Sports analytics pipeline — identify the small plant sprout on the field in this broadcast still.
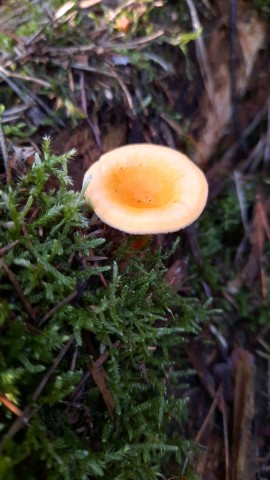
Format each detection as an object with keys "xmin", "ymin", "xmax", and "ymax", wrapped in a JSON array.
[{"xmin": 83, "ymin": 144, "xmax": 208, "ymax": 234}]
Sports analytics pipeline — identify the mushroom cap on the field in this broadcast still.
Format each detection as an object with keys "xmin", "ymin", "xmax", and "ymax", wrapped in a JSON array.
[{"xmin": 83, "ymin": 144, "xmax": 208, "ymax": 234}]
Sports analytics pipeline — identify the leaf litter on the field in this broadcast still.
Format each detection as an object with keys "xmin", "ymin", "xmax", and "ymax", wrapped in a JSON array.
[{"xmin": 1, "ymin": 0, "xmax": 270, "ymax": 479}]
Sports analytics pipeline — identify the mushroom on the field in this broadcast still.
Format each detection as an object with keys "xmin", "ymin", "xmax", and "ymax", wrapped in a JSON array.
[{"xmin": 83, "ymin": 144, "xmax": 208, "ymax": 235}]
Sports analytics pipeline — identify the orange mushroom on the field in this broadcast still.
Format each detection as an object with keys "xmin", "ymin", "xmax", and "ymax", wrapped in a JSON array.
[{"xmin": 83, "ymin": 144, "xmax": 208, "ymax": 234}]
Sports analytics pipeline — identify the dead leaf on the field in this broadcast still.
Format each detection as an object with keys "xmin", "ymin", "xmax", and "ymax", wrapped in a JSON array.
[
  {"xmin": 88, "ymin": 362, "xmax": 115, "ymax": 420},
  {"xmin": 165, "ymin": 258, "xmax": 189, "ymax": 291},
  {"xmin": 193, "ymin": 6, "xmax": 266, "ymax": 164},
  {"xmin": 54, "ymin": 1, "xmax": 75, "ymax": 20},
  {"xmin": 6, "ymin": 140, "xmax": 35, "ymax": 177},
  {"xmin": 53, "ymin": 121, "xmax": 127, "ymax": 190},
  {"xmin": 228, "ymin": 193, "xmax": 269, "ymax": 297},
  {"xmin": 79, "ymin": 0, "xmax": 102, "ymax": 8},
  {"xmin": 102, "ymin": 123, "xmax": 127, "ymax": 152},
  {"xmin": 115, "ymin": 15, "xmax": 132, "ymax": 33}
]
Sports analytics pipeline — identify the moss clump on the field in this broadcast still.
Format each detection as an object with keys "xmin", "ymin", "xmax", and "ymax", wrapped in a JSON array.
[{"xmin": 0, "ymin": 139, "xmax": 204, "ymax": 479}]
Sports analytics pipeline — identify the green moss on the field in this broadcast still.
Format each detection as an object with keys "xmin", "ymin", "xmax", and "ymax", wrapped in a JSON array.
[
  {"xmin": 190, "ymin": 180, "xmax": 270, "ymax": 335},
  {"xmin": 0, "ymin": 139, "xmax": 205, "ymax": 479}
]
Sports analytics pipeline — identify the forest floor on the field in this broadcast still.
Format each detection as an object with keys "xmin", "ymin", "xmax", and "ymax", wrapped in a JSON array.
[{"xmin": 1, "ymin": 1, "xmax": 270, "ymax": 479}]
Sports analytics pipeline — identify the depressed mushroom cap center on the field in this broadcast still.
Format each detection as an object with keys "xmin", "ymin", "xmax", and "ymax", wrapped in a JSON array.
[
  {"xmin": 104, "ymin": 164, "xmax": 175, "ymax": 209},
  {"xmin": 83, "ymin": 144, "xmax": 208, "ymax": 234}
]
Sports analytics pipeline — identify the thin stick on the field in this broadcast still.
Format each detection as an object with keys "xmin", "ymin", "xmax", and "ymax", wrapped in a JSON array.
[
  {"xmin": 39, "ymin": 289, "xmax": 78, "ymax": 326},
  {"xmin": 102, "ymin": 30, "xmax": 165, "ymax": 50},
  {"xmin": 264, "ymin": 99, "xmax": 270, "ymax": 169},
  {"xmin": 72, "ymin": 61, "xmax": 134, "ymax": 113},
  {"xmin": 219, "ymin": 386, "xmax": 230, "ymax": 480},
  {"xmin": 0, "ymin": 122, "xmax": 10, "ymax": 183},
  {"xmin": 32, "ymin": 336, "xmax": 74, "ymax": 401},
  {"xmin": 195, "ymin": 390, "xmax": 219, "ymax": 444},
  {"xmin": 0, "ymin": 70, "xmax": 32, "ymax": 105},
  {"xmin": 108, "ymin": 0, "xmax": 136, "ymax": 21},
  {"xmin": 229, "ymin": 0, "xmax": 239, "ymax": 133},
  {"xmin": 1, "ymin": 260, "xmax": 36, "ymax": 320},
  {"xmin": 80, "ymin": 72, "xmax": 87, "ymax": 115},
  {"xmin": 0, "ymin": 240, "xmax": 18, "ymax": 257},
  {"xmin": 0, "ymin": 393, "xmax": 23, "ymax": 417},
  {"xmin": 234, "ymin": 170, "xmax": 248, "ymax": 231},
  {"xmin": 186, "ymin": 0, "xmax": 218, "ymax": 116},
  {"xmin": 0, "ymin": 66, "xmax": 51, "ymax": 88},
  {"xmin": 112, "ymin": 70, "xmax": 134, "ymax": 113},
  {"xmin": 50, "ymin": 30, "xmax": 164, "ymax": 56}
]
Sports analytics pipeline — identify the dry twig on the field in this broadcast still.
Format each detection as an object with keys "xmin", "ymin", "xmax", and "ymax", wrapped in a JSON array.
[
  {"xmin": 39, "ymin": 289, "xmax": 78, "ymax": 326},
  {"xmin": 0, "ymin": 393, "xmax": 23, "ymax": 417},
  {"xmin": 1, "ymin": 260, "xmax": 36, "ymax": 320},
  {"xmin": 0, "ymin": 122, "xmax": 10, "ymax": 183},
  {"xmin": 0, "ymin": 240, "xmax": 19, "ymax": 257},
  {"xmin": 186, "ymin": 0, "xmax": 218, "ymax": 116}
]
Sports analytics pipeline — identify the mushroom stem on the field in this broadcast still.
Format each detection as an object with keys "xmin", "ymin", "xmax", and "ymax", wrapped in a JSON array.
[{"xmin": 131, "ymin": 234, "xmax": 152, "ymax": 250}]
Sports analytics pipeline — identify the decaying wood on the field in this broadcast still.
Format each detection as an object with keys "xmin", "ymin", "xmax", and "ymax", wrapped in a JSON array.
[{"xmin": 231, "ymin": 348, "xmax": 256, "ymax": 480}]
